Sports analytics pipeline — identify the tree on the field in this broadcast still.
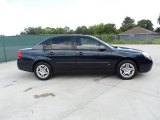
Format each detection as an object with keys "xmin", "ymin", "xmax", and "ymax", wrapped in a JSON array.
[
  {"xmin": 155, "ymin": 27, "xmax": 160, "ymax": 33},
  {"xmin": 117, "ymin": 28, "xmax": 123, "ymax": 34},
  {"xmin": 45, "ymin": 27, "xmax": 56, "ymax": 34},
  {"xmin": 20, "ymin": 24, "xmax": 118, "ymax": 35},
  {"xmin": 137, "ymin": 19, "xmax": 154, "ymax": 31},
  {"xmin": 103, "ymin": 24, "xmax": 117, "ymax": 34},
  {"xmin": 20, "ymin": 26, "xmax": 46, "ymax": 35},
  {"xmin": 92, "ymin": 23, "xmax": 117, "ymax": 35},
  {"xmin": 75, "ymin": 26, "xmax": 88, "ymax": 34},
  {"xmin": 63, "ymin": 26, "xmax": 72, "ymax": 33},
  {"xmin": 20, "ymin": 27, "xmax": 36, "ymax": 35},
  {"xmin": 93, "ymin": 23, "xmax": 105, "ymax": 35},
  {"xmin": 20, "ymin": 26, "xmax": 73, "ymax": 35},
  {"xmin": 87, "ymin": 26, "xmax": 94, "ymax": 35},
  {"xmin": 158, "ymin": 15, "xmax": 160, "ymax": 25},
  {"xmin": 120, "ymin": 16, "xmax": 135, "ymax": 31}
]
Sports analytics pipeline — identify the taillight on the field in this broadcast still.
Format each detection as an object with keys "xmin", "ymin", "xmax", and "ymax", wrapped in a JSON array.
[{"xmin": 18, "ymin": 50, "xmax": 22, "ymax": 59}]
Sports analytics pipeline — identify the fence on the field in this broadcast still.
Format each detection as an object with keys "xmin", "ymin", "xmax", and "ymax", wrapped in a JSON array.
[
  {"xmin": 0, "ymin": 35, "xmax": 56, "ymax": 62},
  {"xmin": 95, "ymin": 35, "xmax": 118, "ymax": 42},
  {"xmin": 118, "ymin": 34, "xmax": 160, "ymax": 41}
]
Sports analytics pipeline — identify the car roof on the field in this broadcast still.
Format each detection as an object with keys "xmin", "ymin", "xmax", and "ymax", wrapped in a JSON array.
[{"xmin": 48, "ymin": 34, "xmax": 91, "ymax": 38}]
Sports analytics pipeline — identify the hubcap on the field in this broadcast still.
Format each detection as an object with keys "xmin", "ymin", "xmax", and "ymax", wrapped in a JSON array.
[
  {"xmin": 120, "ymin": 63, "xmax": 135, "ymax": 78},
  {"xmin": 36, "ymin": 65, "xmax": 49, "ymax": 78}
]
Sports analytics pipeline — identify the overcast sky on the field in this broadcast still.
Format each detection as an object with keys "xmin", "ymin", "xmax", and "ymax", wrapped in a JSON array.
[{"xmin": 0, "ymin": 0, "xmax": 160, "ymax": 35}]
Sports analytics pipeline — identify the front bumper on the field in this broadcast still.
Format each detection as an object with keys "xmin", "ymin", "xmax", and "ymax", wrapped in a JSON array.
[{"xmin": 138, "ymin": 58, "xmax": 153, "ymax": 73}]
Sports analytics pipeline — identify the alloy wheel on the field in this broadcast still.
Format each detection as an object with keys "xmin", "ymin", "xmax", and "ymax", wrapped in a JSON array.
[
  {"xmin": 120, "ymin": 63, "xmax": 135, "ymax": 78},
  {"xmin": 36, "ymin": 65, "xmax": 50, "ymax": 79}
]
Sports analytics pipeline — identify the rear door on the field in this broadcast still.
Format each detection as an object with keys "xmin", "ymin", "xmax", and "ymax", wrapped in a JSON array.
[{"xmin": 43, "ymin": 36, "xmax": 76, "ymax": 72}]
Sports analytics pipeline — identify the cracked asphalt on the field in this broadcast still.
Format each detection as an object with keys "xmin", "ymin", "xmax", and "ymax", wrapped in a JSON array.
[{"xmin": 0, "ymin": 45, "xmax": 160, "ymax": 120}]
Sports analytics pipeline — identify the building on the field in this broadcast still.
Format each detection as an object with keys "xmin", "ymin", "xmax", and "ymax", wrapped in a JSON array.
[{"xmin": 118, "ymin": 27, "xmax": 158, "ymax": 41}]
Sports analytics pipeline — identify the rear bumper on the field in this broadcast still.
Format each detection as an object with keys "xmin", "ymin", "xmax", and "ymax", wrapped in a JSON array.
[
  {"xmin": 17, "ymin": 59, "xmax": 34, "ymax": 72},
  {"xmin": 138, "ymin": 58, "xmax": 153, "ymax": 73}
]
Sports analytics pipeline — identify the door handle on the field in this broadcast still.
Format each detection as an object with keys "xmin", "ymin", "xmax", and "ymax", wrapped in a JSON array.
[
  {"xmin": 79, "ymin": 52, "xmax": 83, "ymax": 55},
  {"xmin": 48, "ymin": 52, "xmax": 54, "ymax": 55}
]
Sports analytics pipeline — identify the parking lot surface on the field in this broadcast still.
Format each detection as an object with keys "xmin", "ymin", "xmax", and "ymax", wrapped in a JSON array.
[{"xmin": 0, "ymin": 45, "xmax": 160, "ymax": 120}]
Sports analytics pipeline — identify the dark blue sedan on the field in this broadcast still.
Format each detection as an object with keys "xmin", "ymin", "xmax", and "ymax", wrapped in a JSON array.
[{"xmin": 17, "ymin": 35, "xmax": 153, "ymax": 80}]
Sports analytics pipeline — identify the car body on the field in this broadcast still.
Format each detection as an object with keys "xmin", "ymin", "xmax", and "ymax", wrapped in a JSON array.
[{"xmin": 17, "ymin": 35, "xmax": 153, "ymax": 80}]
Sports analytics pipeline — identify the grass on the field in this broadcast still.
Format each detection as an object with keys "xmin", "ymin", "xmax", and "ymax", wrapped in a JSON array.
[{"xmin": 102, "ymin": 39, "xmax": 160, "ymax": 44}]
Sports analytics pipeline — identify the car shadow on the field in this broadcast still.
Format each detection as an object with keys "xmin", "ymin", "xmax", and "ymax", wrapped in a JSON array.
[{"xmin": 53, "ymin": 71, "xmax": 114, "ymax": 80}]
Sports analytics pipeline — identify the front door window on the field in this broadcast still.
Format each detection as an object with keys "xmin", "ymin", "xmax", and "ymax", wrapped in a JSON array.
[{"xmin": 76, "ymin": 37, "xmax": 99, "ymax": 50}]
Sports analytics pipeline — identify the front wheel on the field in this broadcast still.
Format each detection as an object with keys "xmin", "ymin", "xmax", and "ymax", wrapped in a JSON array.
[
  {"xmin": 116, "ymin": 60, "xmax": 137, "ymax": 80},
  {"xmin": 34, "ymin": 62, "xmax": 53, "ymax": 80}
]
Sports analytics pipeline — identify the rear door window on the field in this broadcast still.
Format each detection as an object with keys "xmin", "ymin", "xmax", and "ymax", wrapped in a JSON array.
[{"xmin": 51, "ymin": 36, "xmax": 73, "ymax": 50}]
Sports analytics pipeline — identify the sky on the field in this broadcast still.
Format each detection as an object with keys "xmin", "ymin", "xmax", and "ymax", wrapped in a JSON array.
[{"xmin": 0, "ymin": 0, "xmax": 160, "ymax": 35}]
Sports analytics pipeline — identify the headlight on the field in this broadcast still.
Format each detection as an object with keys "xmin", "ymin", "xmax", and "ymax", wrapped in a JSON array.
[{"xmin": 142, "ymin": 52, "xmax": 151, "ymax": 60}]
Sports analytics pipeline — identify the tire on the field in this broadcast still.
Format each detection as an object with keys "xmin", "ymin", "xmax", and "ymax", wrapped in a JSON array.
[
  {"xmin": 116, "ymin": 60, "xmax": 137, "ymax": 80},
  {"xmin": 34, "ymin": 62, "xmax": 53, "ymax": 80}
]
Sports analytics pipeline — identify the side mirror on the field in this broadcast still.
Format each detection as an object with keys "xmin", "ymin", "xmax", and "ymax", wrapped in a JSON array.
[{"xmin": 98, "ymin": 45, "xmax": 106, "ymax": 51}]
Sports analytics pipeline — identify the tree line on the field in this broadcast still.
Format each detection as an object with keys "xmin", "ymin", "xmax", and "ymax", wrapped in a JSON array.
[{"xmin": 21, "ymin": 16, "xmax": 160, "ymax": 35}]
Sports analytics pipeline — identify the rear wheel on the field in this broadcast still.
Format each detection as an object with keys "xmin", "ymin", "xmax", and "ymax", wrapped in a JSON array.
[
  {"xmin": 34, "ymin": 62, "xmax": 53, "ymax": 80},
  {"xmin": 116, "ymin": 60, "xmax": 137, "ymax": 80}
]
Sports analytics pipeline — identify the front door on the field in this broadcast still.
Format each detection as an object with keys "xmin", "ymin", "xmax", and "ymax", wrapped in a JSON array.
[{"xmin": 75, "ymin": 36, "xmax": 111, "ymax": 71}]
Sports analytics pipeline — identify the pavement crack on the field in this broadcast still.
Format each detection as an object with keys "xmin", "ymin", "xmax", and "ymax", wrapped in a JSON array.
[
  {"xmin": 24, "ymin": 87, "xmax": 33, "ymax": 92},
  {"xmin": 93, "ymin": 74, "xmax": 112, "ymax": 81},
  {"xmin": 34, "ymin": 93, "xmax": 55, "ymax": 99},
  {"xmin": 3, "ymin": 84, "xmax": 13, "ymax": 88},
  {"xmin": 31, "ymin": 110, "xmax": 34, "ymax": 114}
]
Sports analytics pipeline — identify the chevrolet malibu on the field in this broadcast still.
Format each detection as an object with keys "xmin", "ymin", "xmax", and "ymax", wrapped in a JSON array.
[{"xmin": 17, "ymin": 35, "xmax": 153, "ymax": 80}]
